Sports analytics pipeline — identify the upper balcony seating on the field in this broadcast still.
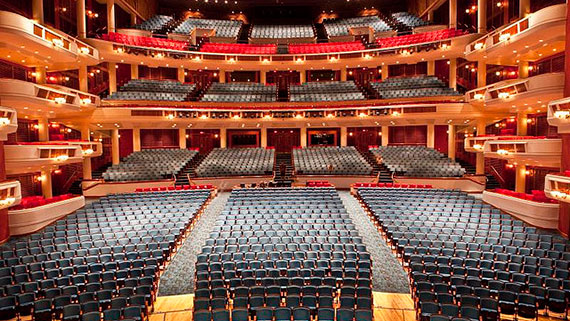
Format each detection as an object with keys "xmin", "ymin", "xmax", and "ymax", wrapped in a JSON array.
[
  {"xmin": 289, "ymin": 81, "xmax": 366, "ymax": 102},
  {"xmin": 293, "ymin": 146, "xmax": 373, "ymax": 175},
  {"xmin": 101, "ymin": 32, "xmax": 188, "ymax": 51},
  {"xmin": 10, "ymin": 194, "xmax": 75, "ymax": 210},
  {"xmin": 288, "ymin": 41, "xmax": 365, "ymax": 54},
  {"xmin": 0, "ymin": 188, "xmax": 210, "ymax": 321},
  {"xmin": 107, "ymin": 79, "xmax": 195, "ymax": 101},
  {"xmin": 376, "ymin": 28, "xmax": 467, "ymax": 48},
  {"xmin": 250, "ymin": 24, "xmax": 315, "ymax": 39},
  {"xmin": 194, "ymin": 187, "xmax": 372, "ymax": 319},
  {"xmin": 369, "ymin": 75, "xmax": 460, "ymax": 99},
  {"xmin": 323, "ymin": 16, "xmax": 392, "ymax": 37},
  {"xmin": 172, "ymin": 18, "xmax": 242, "ymax": 38},
  {"xmin": 356, "ymin": 186, "xmax": 570, "ymax": 321},
  {"xmin": 200, "ymin": 83, "xmax": 277, "ymax": 103},
  {"xmin": 195, "ymin": 148, "xmax": 275, "ymax": 177},
  {"xmin": 370, "ymin": 146, "xmax": 466, "ymax": 177},
  {"xmin": 102, "ymin": 149, "xmax": 198, "ymax": 182},
  {"xmin": 133, "ymin": 15, "xmax": 174, "ymax": 32},
  {"xmin": 391, "ymin": 12, "xmax": 428, "ymax": 29},
  {"xmin": 200, "ymin": 43, "xmax": 277, "ymax": 54}
]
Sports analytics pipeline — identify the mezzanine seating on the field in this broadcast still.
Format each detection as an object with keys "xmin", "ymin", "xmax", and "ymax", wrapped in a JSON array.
[
  {"xmin": 200, "ymin": 43, "xmax": 277, "ymax": 54},
  {"xmin": 101, "ymin": 33, "xmax": 189, "ymax": 51},
  {"xmin": 133, "ymin": 15, "xmax": 174, "ymax": 32},
  {"xmin": 195, "ymin": 148, "xmax": 275, "ymax": 177},
  {"xmin": 391, "ymin": 12, "xmax": 428, "ymax": 29},
  {"xmin": 493, "ymin": 189, "xmax": 558, "ymax": 204},
  {"xmin": 102, "ymin": 149, "xmax": 198, "ymax": 182},
  {"xmin": 172, "ymin": 18, "xmax": 242, "ymax": 38},
  {"xmin": 288, "ymin": 41, "xmax": 365, "ymax": 54},
  {"xmin": 107, "ymin": 79, "xmax": 195, "ymax": 102},
  {"xmin": 289, "ymin": 81, "xmax": 366, "ymax": 102},
  {"xmin": 376, "ymin": 28, "xmax": 467, "ymax": 48},
  {"xmin": 293, "ymin": 146, "xmax": 373, "ymax": 175},
  {"xmin": 194, "ymin": 187, "xmax": 372, "ymax": 321},
  {"xmin": 323, "ymin": 16, "xmax": 392, "ymax": 37},
  {"xmin": 369, "ymin": 75, "xmax": 460, "ymax": 99},
  {"xmin": 250, "ymin": 25, "xmax": 315, "ymax": 39},
  {"xmin": 370, "ymin": 146, "xmax": 466, "ymax": 177},
  {"xmin": 356, "ymin": 187, "xmax": 570, "ymax": 321},
  {"xmin": 0, "ymin": 188, "xmax": 211, "ymax": 321},
  {"xmin": 200, "ymin": 83, "xmax": 277, "ymax": 103}
]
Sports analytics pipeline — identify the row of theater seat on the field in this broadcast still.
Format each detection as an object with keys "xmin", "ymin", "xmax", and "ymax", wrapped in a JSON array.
[
  {"xmin": 200, "ymin": 43, "xmax": 277, "ymax": 54},
  {"xmin": 493, "ymin": 189, "xmax": 558, "ymax": 204},
  {"xmin": 353, "ymin": 183, "xmax": 433, "ymax": 188},
  {"xmin": 288, "ymin": 42, "xmax": 365, "ymax": 54},
  {"xmin": 376, "ymin": 29, "xmax": 467, "ymax": 48},
  {"xmin": 356, "ymin": 187, "xmax": 570, "ymax": 321},
  {"xmin": 306, "ymin": 181, "xmax": 333, "ymax": 187},
  {"xmin": 10, "ymin": 194, "xmax": 76, "ymax": 210},
  {"xmin": 135, "ymin": 185, "xmax": 214, "ymax": 192},
  {"xmin": 101, "ymin": 33, "xmax": 188, "ymax": 51}
]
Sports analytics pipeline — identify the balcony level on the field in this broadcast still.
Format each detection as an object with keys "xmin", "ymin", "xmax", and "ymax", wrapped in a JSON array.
[
  {"xmin": 0, "ymin": 79, "xmax": 98, "ymax": 118},
  {"xmin": 5, "ymin": 143, "xmax": 83, "ymax": 175},
  {"xmin": 545, "ymin": 172, "xmax": 570, "ymax": 204},
  {"xmin": 0, "ymin": 106, "xmax": 18, "ymax": 140},
  {"xmin": 465, "ymin": 3, "xmax": 566, "ymax": 65},
  {"xmin": 0, "ymin": 11, "xmax": 99, "ymax": 69},
  {"xmin": 483, "ymin": 137, "xmax": 562, "ymax": 167},
  {"xmin": 465, "ymin": 72, "xmax": 564, "ymax": 112},
  {"xmin": 548, "ymin": 96, "xmax": 570, "ymax": 133},
  {"xmin": 0, "ymin": 180, "xmax": 21, "ymax": 210},
  {"xmin": 464, "ymin": 136, "xmax": 500, "ymax": 153}
]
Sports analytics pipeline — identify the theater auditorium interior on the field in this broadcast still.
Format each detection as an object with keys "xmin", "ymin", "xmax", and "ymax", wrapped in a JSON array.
[{"xmin": 1, "ymin": 0, "xmax": 570, "ymax": 320}]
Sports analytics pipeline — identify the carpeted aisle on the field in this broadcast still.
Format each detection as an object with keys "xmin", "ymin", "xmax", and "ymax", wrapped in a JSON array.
[
  {"xmin": 158, "ymin": 192, "xmax": 230, "ymax": 296},
  {"xmin": 339, "ymin": 191, "xmax": 410, "ymax": 293}
]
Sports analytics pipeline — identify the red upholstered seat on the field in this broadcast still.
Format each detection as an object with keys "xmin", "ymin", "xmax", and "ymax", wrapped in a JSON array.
[
  {"xmin": 376, "ymin": 28, "xmax": 467, "ymax": 48},
  {"xmin": 289, "ymin": 41, "xmax": 365, "ymax": 54},
  {"xmin": 200, "ymin": 43, "xmax": 277, "ymax": 54},
  {"xmin": 102, "ymin": 32, "xmax": 188, "ymax": 51}
]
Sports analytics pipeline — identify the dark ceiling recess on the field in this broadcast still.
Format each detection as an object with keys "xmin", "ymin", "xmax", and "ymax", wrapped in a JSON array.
[{"xmin": 157, "ymin": 0, "xmax": 407, "ymax": 22}]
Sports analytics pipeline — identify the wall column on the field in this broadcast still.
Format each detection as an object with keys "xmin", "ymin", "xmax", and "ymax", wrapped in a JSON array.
[
  {"xmin": 340, "ymin": 127, "xmax": 348, "ymax": 147},
  {"xmin": 300, "ymin": 127, "xmax": 307, "ymax": 147},
  {"xmin": 517, "ymin": 111, "xmax": 528, "ymax": 136},
  {"xmin": 427, "ymin": 124, "xmax": 435, "ymax": 148},
  {"xmin": 427, "ymin": 61, "xmax": 435, "ymax": 76},
  {"xmin": 449, "ymin": 0, "xmax": 457, "ymax": 29},
  {"xmin": 111, "ymin": 129, "xmax": 120, "ymax": 165},
  {"xmin": 0, "ymin": 142, "xmax": 9, "ymax": 243},
  {"xmin": 518, "ymin": 61, "xmax": 529, "ymax": 79},
  {"xmin": 519, "ymin": 0, "xmax": 530, "ymax": 18},
  {"xmin": 40, "ymin": 170, "xmax": 52, "ymax": 199},
  {"xmin": 177, "ymin": 68, "xmax": 185, "ymax": 83},
  {"xmin": 477, "ymin": 0, "xmax": 487, "ymax": 33},
  {"xmin": 77, "ymin": 0, "xmax": 86, "ymax": 38},
  {"xmin": 260, "ymin": 128, "xmax": 267, "ymax": 148},
  {"xmin": 38, "ymin": 118, "xmax": 49, "ymax": 142},
  {"xmin": 340, "ymin": 68, "xmax": 347, "ymax": 82},
  {"xmin": 35, "ymin": 67, "xmax": 46, "ymax": 85},
  {"xmin": 515, "ymin": 164, "xmax": 527, "ymax": 193},
  {"xmin": 448, "ymin": 125, "xmax": 456, "ymax": 161},
  {"xmin": 219, "ymin": 128, "xmax": 227, "ymax": 148},
  {"xmin": 381, "ymin": 126, "xmax": 389, "ymax": 146},
  {"xmin": 130, "ymin": 13, "xmax": 137, "ymax": 26},
  {"xmin": 477, "ymin": 60, "xmax": 487, "ymax": 88},
  {"xmin": 299, "ymin": 71, "xmax": 306, "ymax": 84},
  {"xmin": 260, "ymin": 71, "xmax": 267, "ymax": 85},
  {"xmin": 32, "ymin": 0, "xmax": 44, "ymax": 23},
  {"xmin": 108, "ymin": 63, "xmax": 117, "ymax": 94},
  {"xmin": 178, "ymin": 128, "xmax": 187, "ymax": 149},
  {"xmin": 476, "ymin": 120, "xmax": 486, "ymax": 174},
  {"xmin": 80, "ymin": 123, "xmax": 92, "ymax": 180},
  {"xmin": 78, "ymin": 65, "xmax": 88, "ymax": 92},
  {"xmin": 107, "ymin": 0, "xmax": 116, "ymax": 33},
  {"xmin": 381, "ymin": 65, "xmax": 389, "ymax": 80},
  {"xmin": 131, "ymin": 64, "xmax": 139, "ymax": 80},
  {"xmin": 219, "ymin": 70, "xmax": 226, "ymax": 83},
  {"xmin": 559, "ymin": 2, "xmax": 570, "ymax": 235},
  {"xmin": 133, "ymin": 128, "xmax": 141, "ymax": 152},
  {"xmin": 449, "ymin": 58, "xmax": 457, "ymax": 90}
]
